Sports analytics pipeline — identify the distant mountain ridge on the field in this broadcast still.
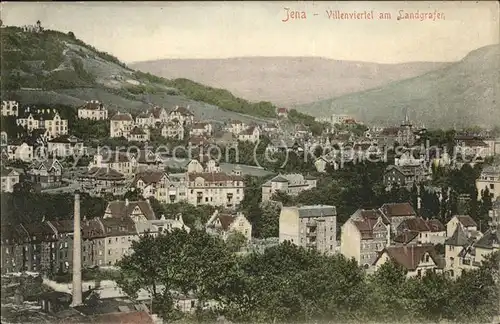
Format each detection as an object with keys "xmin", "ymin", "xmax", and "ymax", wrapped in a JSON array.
[
  {"xmin": 294, "ymin": 44, "xmax": 500, "ymax": 128},
  {"xmin": 130, "ymin": 57, "xmax": 451, "ymax": 106}
]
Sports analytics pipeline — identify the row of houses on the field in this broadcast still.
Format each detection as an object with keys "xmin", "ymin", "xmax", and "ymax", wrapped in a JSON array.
[
  {"xmin": 279, "ymin": 201, "xmax": 500, "ymax": 278},
  {"xmin": 0, "ymin": 195, "xmax": 253, "ymax": 275}
]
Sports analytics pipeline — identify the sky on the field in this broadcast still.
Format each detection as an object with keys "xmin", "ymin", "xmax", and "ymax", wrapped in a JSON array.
[{"xmin": 2, "ymin": 1, "xmax": 499, "ymax": 64}]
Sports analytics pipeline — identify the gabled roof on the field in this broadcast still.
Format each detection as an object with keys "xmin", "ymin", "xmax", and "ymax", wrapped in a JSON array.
[
  {"xmin": 106, "ymin": 200, "xmax": 156, "ymax": 220},
  {"xmin": 445, "ymin": 225, "xmax": 473, "ymax": 247},
  {"xmin": 129, "ymin": 126, "xmax": 147, "ymax": 135},
  {"xmin": 79, "ymin": 101, "xmax": 104, "ymax": 110},
  {"xmin": 380, "ymin": 202, "xmax": 417, "ymax": 218},
  {"xmin": 170, "ymin": 106, "xmax": 194, "ymax": 116},
  {"xmin": 80, "ymin": 167, "xmax": 125, "ymax": 181},
  {"xmin": 48, "ymin": 220, "xmax": 74, "ymax": 234},
  {"xmin": 454, "ymin": 215, "xmax": 478, "ymax": 228},
  {"xmin": 132, "ymin": 170, "xmax": 167, "ymax": 186},
  {"xmin": 400, "ymin": 217, "xmax": 430, "ymax": 232},
  {"xmin": 393, "ymin": 231, "xmax": 420, "ymax": 244},
  {"xmin": 374, "ymin": 244, "xmax": 444, "ymax": 271},
  {"xmin": 110, "ymin": 112, "xmax": 133, "ymax": 121},
  {"xmin": 239, "ymin": 126, "xmax": 258, "ymax": 136},
  {"xmin": 426, "ymin": 219, "xmax": 446, "ymax": 232},
  {"xmin": 101, "ymin": 216, "xmax": 137, "ymax": 236},
  {"xmin": 1, "ymin": 167, "xmax": 18, "ymax": 177},
  {"xmin": 474, "ymin": 226, "xmax": 500, "ymax": 249}
]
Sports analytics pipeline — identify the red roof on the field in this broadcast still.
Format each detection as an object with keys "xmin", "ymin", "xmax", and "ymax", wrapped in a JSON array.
[
  {"xmin": 455, "ymin": 215, "xmax": 478, "ymax": 228},
  {"xmin": 374, "ymin": 244, "xmax": 444, "ymax": 271},
  {"xmin": 380, "ymin": 203, "xmax": 417, "ymax": 218},
  {"xmin": 110, "ymin": 113, "xmax": 133, "ymax": 121},
  {"xmin": 277, "ymin": 108, "xmax": 288, "ymax": 113}
]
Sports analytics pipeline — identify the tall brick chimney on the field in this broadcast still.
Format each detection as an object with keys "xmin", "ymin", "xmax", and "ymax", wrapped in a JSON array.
[{"xmin": 71, "ymin": 191, "xmax": 83, "ymax": 307}]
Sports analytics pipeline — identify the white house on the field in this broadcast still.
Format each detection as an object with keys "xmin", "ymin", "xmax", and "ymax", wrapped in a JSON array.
[
  {"xmin": 109, "ymin": 112, "xmax": 134, "ymax": 138},
  {"xmin": 238, "ymin": 126, "xmax": 260, "ymax": 143},
  {"xmin": 206, "ymin": 210, "xmax": 252, "ymax": 242},
  {"xmin": 161, "ymin": 122, "xmax": 184, "ymax": 140},
  {"xmin": 77, "ymin": 100, "xmax": 108, "ymax": 120},
  {"xmin": 189, "ymin": 123, "xmax": 213, "ymax": 137},
  {"xmin": 1, "ymin": 168, "xmax": 20, "ymax": 192},
  {"xmin": 6, "ymin": 142, "xmax": 33, "ymax": 162},
  {"xmin": 373, "ymin": 245, "xmax": 445, "ymax": 277},
  {"xmin": 1, "ymin": 100, "xmax": 19, "ymax": 117}
]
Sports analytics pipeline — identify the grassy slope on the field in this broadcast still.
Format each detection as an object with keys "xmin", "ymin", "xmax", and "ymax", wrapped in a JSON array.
[
  {"xmin": 294, "ymin": 44, "xmax": 500, "ymax": 128},
  {"xmin": 0, "ymin": 27, "xmax": 278, "ymax": 122}
]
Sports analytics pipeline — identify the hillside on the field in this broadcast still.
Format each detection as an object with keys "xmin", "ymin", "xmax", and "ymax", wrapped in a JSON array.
[
  {"xmin": 294, "ymin": 44, "xmax": 500, "ymax": 128},
  {"xmin": 130, "ymin": 57, "xmax": 450, "ymax": 106},
  {"xmin": 0, "ymin": 26, "xmax": 277, "ymax": 123}
]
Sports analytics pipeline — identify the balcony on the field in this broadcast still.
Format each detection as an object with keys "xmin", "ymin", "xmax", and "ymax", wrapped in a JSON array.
[
  {"xmin": 306, "ymin": 231, "xmax": 317, "ymax": 237},
  {"xmin": 306, "ymin": 220, "xmax": 317, "ymax": 227}
]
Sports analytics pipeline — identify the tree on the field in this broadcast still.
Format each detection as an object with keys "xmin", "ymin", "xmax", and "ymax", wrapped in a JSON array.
[
  {"xmin": 117, "ymin": 229, "xmax": 238, "ymax": 320},
  {"xmin": 123, "ymin": 188, "xmax": 143, "ymax": 201},
  {"xmin": 67, "ymin": 31, "xmax": 75, "ymax": 39},
  {"xmin": 226, "ymin": 231, "xmax": 247, "ymax": 252},
  {"xmin": 366, "ymin": 261, "xmax": 408, "ymax": 321}
]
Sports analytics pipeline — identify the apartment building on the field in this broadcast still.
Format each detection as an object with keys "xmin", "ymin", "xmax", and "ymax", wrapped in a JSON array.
[
  {"xmin": 77, "ymin": 100, "xmax": 108, "ymax": 120},
  {"xmin": 1, "ymin": 100, "xmax": 19, "ymax": 116},
  {"xmin": 340, "ymin": 209, "xmax": 390, "ymax": 267},
  {"xmin": 261, "ymin": 174, "xmax": 317, "ymax": 201},
  {"xmin": 206, "ymin": 210, "xmax": 252, "ymax": 242},
  {"xmin": 476, "ymin": 165, "xmax": 500, "ymax": 200},
  {"xmin": 109, "ymin": 112, "xmax": 134, "ymax": 138},
  {"xmin": 16, "ymin": 108, "xmax": 68, "ymax": 140},
  {"xmin": 1, "ymin": 168, "xmax": 20, "ymax": 192},
  {"xmin": 186, "ymin": 169, "xmax": 245, "ymax": 207},
  {"xmin": 279, "ymin": 205, "xmax": 337, "ymax": 255}
]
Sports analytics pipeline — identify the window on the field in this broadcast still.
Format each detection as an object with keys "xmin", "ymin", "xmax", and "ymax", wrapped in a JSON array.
[
  {"xmin": 108, "ymin": 249, "xmax": 112, "ymax": 255},
  {"xmin": 417, "ymin": 269, "xmax": 422, "ymax": 277},
  {"xmin": 490, "ymin": 184, "xmax": 495, "ymax": 190},
  {"xmin": 425, "ymin": 255, "xmax": 430, "ymax": 263}
]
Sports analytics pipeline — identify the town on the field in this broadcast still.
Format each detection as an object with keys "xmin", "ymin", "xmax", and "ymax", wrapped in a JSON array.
[
  {"xmin": 2, "ymin": 97, "xmax": 500, "ymax": 323},
  {"xmin": 1, "ymin": 4, "xmax": 500, "ymax": 324}
]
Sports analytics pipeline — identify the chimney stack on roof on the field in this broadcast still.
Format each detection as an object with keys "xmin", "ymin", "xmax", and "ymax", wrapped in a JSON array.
[{"xmin": 71, "ymin": 191, "xmax": 83, "ymax": 307}]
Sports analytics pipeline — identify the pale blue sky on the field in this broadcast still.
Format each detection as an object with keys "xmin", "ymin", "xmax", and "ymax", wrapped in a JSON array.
[{"xmin": 2, "ymin": 1, "xmax": 498, "ymax": 63}]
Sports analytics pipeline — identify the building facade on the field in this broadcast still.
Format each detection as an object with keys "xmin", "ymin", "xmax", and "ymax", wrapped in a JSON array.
[{"xmin": 279, "ymin": 205, "xmax": 337, "ymax": 255}]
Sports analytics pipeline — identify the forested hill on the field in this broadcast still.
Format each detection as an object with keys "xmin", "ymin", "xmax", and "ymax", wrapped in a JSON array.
[
  {"xmin": 294, "ymin": 44, "xmax": 500, "ymax": 128},
  {"xmin": 0, "ymin": 26, "xmax": 279, "ymax": 121}
]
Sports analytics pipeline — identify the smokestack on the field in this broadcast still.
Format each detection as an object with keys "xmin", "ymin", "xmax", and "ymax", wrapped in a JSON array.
[{"xmin": 71, "ymin": 191, "xmax": 83, "ymax": 307}]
